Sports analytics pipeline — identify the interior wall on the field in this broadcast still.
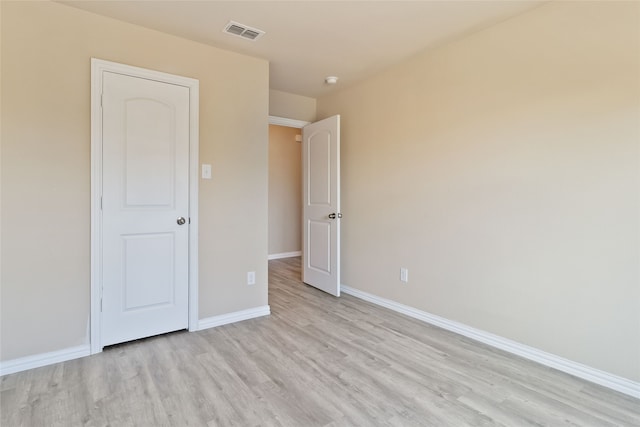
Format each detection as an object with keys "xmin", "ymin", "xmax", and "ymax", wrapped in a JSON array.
[
  {"xmin": 0, "ymin": 1, "xmax": 269, "ymax": 361},
  {"xmin": 269, "ymin": 89, "xmax": 316, "ymax": 123},
  {"xmin": 268, "ymin": 125, "xmax": 302, "ymax": 256},
  {"xmin": 317, "ymin": 1, "xmax": 640, "ymax": 382}
]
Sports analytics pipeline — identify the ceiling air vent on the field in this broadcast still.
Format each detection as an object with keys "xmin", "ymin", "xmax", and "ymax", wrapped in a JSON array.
[{"xmin": 223, "ymin": 21, "xmax": 265, "ymax": 41}]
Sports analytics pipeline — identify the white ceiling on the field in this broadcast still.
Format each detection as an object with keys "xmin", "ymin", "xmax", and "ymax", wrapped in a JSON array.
[{"xmin": 59, "ymin": 0, "xmax": 545, "ymax": 99}]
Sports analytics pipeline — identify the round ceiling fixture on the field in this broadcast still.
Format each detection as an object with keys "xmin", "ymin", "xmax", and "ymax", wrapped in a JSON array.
[{"xmin": 325, "ymin": 76, "xmax": 339, "ymax": 85}]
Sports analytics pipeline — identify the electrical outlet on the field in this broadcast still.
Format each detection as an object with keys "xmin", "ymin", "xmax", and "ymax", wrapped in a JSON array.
[
  {"xmin": 247, "ymin": 271, "xmax": 256, "ymax": 285},
  {"xmin": 400, "ymin": 268, "xmax": 408, "ymax": 283}
]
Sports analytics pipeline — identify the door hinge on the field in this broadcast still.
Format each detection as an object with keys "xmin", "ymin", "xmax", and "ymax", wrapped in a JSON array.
[
  {"xmin": 188, "ymin": 217, "xmax": 191, "ymax": 224},
  {"xmin": 100, "ymin": 196, "xmax": 103, "ymax": 210},
  {"xmin": 100, "ymin": 297, "xmax": 103, "ymax": 312},
  {"xmin": 100, "ymin": 93, "xmax": 103, "ymax": 108}
]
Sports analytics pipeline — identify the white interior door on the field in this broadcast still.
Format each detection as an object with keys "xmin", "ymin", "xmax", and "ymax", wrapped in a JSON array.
[
  {"xmin": 101, "ymin": 71, "xmax": 190, "ymax": 346},
  {"xmin": 302, "ymin": 115, "xmax": 341, "ymax": 296}
]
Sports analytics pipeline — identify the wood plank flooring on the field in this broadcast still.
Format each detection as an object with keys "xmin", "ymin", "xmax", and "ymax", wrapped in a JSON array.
[{"xmin": 2, "ymin": 257, "xmax": 639, "ymax": 426}]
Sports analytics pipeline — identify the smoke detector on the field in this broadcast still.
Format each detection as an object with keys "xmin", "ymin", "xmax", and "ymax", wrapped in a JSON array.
[
  {"xmin": 223, "ymin": 21, "xmax": 265, "ymax": 41},
  {"xmin": 325, "ymin": 76, "xmax": 339, "ymax": 85}
]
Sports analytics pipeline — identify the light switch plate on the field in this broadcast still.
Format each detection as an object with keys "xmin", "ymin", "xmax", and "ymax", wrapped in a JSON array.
[
  {"xmin": 202, "ymin": 164, "xmax": 212, "ymax": 179},
  {"xmin": 400, "ymin": 268, "xmax": 408, "ymax": 283}
]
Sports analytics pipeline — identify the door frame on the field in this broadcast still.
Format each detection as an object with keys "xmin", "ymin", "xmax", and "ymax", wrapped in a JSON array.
[
  {"xmin": 90, "ymin": 58, "xmax": 200, "ymax": 354},
  {"xmin": 268, "ymin": 116, "xmax": 310, "ymax": 128}
]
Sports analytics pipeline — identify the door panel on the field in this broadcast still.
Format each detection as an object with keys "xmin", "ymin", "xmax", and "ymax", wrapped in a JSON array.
[
  {"xmin": 101, "ymin": 71, "xmax": 189, "ymax": 347},
  {"xmin": 308, "ymin": 220, "xmax": 331, "ymax": 274},
  {"xmin": 302, "ymin": 115, "xmax": 341, "ymax": 296},
  {"xmin": 308, "ymin": 134, "xmax": 331, "ymax": 205},
  {"xmin": 122, "ymin": 233, "xmax": 175, "ymax": 310},
  {"xmin": 123, "ymin": 99, "xmax": 175, "ymax": 207}
]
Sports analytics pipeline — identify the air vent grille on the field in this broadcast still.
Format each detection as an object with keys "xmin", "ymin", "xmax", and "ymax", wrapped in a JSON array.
[{"xmin": 223, "ymin": 21, "xmax": 265, "ymax": 41}]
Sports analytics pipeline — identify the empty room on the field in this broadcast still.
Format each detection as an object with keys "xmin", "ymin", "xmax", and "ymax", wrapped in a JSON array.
[{"xmin": 1, "ymin": 0, "xmax": 639, "ymax": 425}]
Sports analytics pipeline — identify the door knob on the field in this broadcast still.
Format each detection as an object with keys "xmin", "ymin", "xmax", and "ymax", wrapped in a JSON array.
[
  {"xmin": 328, "ymin": 213, "xmax": 342, "ymax": 219},
  {"xmin": 177, "ymin": 217, "xmax": 186, "ymax": 225}
]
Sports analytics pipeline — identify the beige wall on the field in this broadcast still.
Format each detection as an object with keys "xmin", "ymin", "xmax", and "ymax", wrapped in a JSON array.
[
  {"xmin": 317, "ymin": 1, "xmax": 640, "ymax": 382},
  {"xmin": 0, "ymin": 1, "xmax": 269, "ymax": 361},
  {"xmin": 269, "ymin": 89, "xmax": 316, "ymax": 123},
  {"xmin": 268, "ymin": 125, "xmax": 302, "ymax": 256}
]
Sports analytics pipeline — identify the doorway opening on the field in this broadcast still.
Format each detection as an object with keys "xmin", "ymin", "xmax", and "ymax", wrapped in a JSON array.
[
  {"xmin": 267, "ymin": 116, "xmax": 308, "ymax": 262},
  {"xmin": 267, "ymin": 115, "xmax": 342, "ymax": 297}
]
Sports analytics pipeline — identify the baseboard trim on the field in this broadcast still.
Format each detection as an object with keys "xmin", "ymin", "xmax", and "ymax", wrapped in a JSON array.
[
  {"xmin": 197, "ymin": 305, "xmax": 271, "ymax": 331},
  {"xmin": 2, "ymin": 306, "xmax": 271, "ymax": 376},
  {"xmin": 341, "ymin": 285, "xmax": 640, "ymax": 399},
  {"xmin": 0, "ymin": 345, "xmax": 91, "ymax": 377},
  {"xmin": 268, "ymin": 251, "xmax": 302, "ymax": 260}
]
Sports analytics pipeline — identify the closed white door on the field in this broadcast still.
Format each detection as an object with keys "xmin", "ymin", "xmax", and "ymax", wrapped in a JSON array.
[
  {"xmin": 302, "ymin": 115, "xmax": 341, "ymax": 296},
  {"xmin": 101, "ymin": 71, "xmax": 190, "ymax": 346}
]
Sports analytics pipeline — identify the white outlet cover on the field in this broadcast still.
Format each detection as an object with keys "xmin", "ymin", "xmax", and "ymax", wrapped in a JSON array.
[{"xmin": 247, "ymin": 271, "xmax": 256, "ymax": 285}]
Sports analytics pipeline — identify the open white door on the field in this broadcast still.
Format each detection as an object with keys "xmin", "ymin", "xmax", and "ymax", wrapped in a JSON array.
[
  {"xmin": 302, "ymin": 115, "xmax": 341, "ymax": 296},
  {"xmin": 101, "ymin": 71, "xmax": 190, "ymax": 346}
]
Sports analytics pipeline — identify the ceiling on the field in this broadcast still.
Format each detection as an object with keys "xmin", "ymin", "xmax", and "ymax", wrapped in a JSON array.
[{"xmin": 59, "ymin": 1, "xmax": 545, "ymax": 99}]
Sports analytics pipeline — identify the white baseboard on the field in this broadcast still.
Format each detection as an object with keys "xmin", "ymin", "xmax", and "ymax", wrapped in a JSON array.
[
  {"xmin": 197, "ymin": 305, "xmax": 271, "ymax": 331},
  {"xmin": 2, "ymin": 306, "xmax": 271, "ymax": 376},
  {"xmin": 341, "ymin": 285, "xmax": 640, "ymax": 399},
  {"xmin": 0, "ymin": 345, "xmax": 91, "ymax": 377},
  {"xmin": 268, "ymin": 251, "xmax": 302, "ymax": 260}
]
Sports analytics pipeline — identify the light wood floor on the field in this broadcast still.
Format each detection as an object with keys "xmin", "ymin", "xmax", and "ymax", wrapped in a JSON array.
[{"xmin": 2, "ymin": 257, "xmax": 639, "ymax": 426}]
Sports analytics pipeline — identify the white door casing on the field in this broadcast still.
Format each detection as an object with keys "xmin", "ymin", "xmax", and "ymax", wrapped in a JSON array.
[
  {"xmin": 91, "ymin": 59, "xmax": 199, "ymax": 353},
  {"xmin": 302, "ymin": 115, "xmax": 341, "ymax": 296}
]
